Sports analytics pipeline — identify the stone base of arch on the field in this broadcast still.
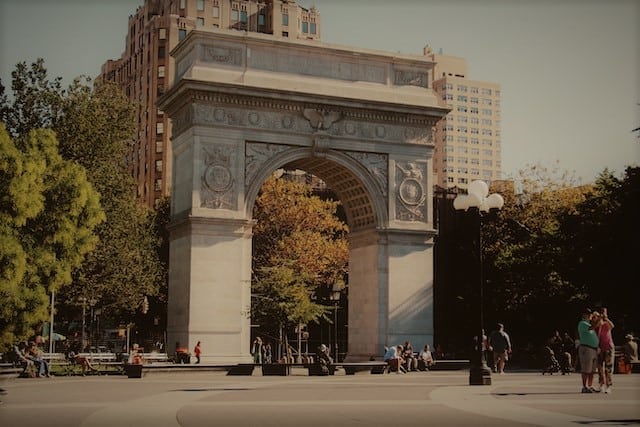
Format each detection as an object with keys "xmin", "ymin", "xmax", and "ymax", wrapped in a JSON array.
[
  {"xmin": 166, "ymin": 215, "xmax": 254, "ymax": 364},
  {"xmin": 345, "ymin": 228, "xmax": 435, "ymax": 362}
]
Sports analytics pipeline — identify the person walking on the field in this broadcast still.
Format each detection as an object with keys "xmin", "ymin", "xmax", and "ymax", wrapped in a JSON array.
[
  {"xmin": 194, "ymin": 341, "xmax": 202, "ymax": 364},
  {"xmin": 488, "ymin": 323, "xmax": 512, "ymax": 374},
  {"xmin": 596, "ymin": 308, "xmax": 615, "ymax": 393},
  {"xmin": 251, "ymin": 337, "xmax": 263, "ymax": 364},
  {"xmin": 577, "ymin": 308, "xmax": 600, "ymax": 393}
]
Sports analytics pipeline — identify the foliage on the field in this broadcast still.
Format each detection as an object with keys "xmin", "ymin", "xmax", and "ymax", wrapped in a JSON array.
[
  {"xmin": 251, "ymin": 175, "xmax": 349, "ymax": 338},
  {"xmin": 481, "ymin": 163, "xmax": 639, "ymax": 346},
  {"xmin": 556, "ymin": 167, "xmax": 640, "ymax": 336},
  {"xmin": 51, "ymin": 78, "xmax": 163, "ymax": 316},
  {"xmin": 482, "ymin": 163, "xmax": 593, "ymax": 341},
  {"xmin": 0, "ymin": 125, "xmax": 104, "ymax": 350},
  {"xmin": 0, "ymin": 59, "xmax": 64, "ymax": 138},
  {"xmin": 0, "ymin": 60, "xmax": 165, "ymax": 333}
]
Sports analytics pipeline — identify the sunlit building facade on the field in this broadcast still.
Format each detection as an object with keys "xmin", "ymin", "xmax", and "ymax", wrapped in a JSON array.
[
  {"xmin": 425, "ymin": 47, "xmax": 502, "ymax": 190},
  {"xmin": 100, "ymin": 0, "xmax": 321, "ymax": 207}
]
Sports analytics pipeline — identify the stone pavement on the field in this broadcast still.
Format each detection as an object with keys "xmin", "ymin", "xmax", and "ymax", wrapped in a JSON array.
[{"xmin": 1, "ymin": 368, "xmax": 638, "ymax": 427}]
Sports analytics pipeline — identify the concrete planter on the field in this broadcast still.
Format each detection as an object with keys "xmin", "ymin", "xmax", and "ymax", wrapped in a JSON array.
[
  {"xmin": 125, "ymin": 364, "xmax": 143, "ymax": 378},
  {"xmin": 261, "ymin": 364, "xmax": 290, "ymax": 376}
]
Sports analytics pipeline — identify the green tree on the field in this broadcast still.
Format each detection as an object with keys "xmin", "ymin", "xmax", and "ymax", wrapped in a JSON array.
[
  {"xmin": 52, "ymin": 79, "xmax": 163, "ymax": 317},
  {"xmin": 557, "ymin": 167, "xmax": 640, "ymax": 337},
  {"xmin": 0, "ymin": 59, "xmax": 64, "ymax": 138},
  {"xmin": 251, "ymin": 175, "xmax": 349, "ymax": 346},
  {"xmin": 483, "ymin": 163, "xmax": 592, "ymax": 342},
  {"xmin": 0, "ymin": 60, "xmax": 165, "ymax": 326},
  {"xmin": 0, "ymin": 125, "xmax": 104, "ymax": 350}
]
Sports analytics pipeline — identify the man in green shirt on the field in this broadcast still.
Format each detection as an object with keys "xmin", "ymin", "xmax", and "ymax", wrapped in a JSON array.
[{"xmin": 577, "ymin": 308, "xmax": 600, "ymax": 393}]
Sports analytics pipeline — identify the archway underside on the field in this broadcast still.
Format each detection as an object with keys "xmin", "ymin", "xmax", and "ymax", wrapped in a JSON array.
[{"xmin": 286, "ymin": 158, "xmax": 377, "ymax": 232}]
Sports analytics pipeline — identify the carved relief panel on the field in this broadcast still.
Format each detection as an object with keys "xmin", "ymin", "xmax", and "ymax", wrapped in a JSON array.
[
  {"xmin": 394, "ymin": 161, "xmax": 428, "ymax": 222},
  {"xmin": 201, "ymin": 145, "xmax": 237, "ymax": 209}
]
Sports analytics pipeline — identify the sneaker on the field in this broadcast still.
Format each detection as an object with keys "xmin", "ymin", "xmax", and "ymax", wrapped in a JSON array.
[
  {"xmin": 589, "ymin": 387, "xmax": 601, "ymax": 393},
  {"xmin": 605, "ymin": 386, "xmax": 612, "ymax": 394},
  {"xmin": 582, "ymin": 387, "xmax": 592, "ymax": 393}
]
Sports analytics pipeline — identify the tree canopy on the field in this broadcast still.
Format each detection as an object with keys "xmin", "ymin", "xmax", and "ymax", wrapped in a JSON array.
[
  {"xmin": 0, "ymin": 125, "xmax": 104, "ymax": 349},
  {"xmin": 0, "ymin": 59, "xmax": 165, "ymax": 345},
  {"xmin": 251, "ymin": 175, "xmax": 349, "ymax": 342}
]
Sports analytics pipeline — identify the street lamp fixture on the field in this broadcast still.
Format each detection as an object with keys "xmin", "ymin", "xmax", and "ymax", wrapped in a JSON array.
[
  {"xmin": 329, "ymin": 282, "xmax": 342, "ymax": 363},
  {"xmin": 453, "ymin": 180, "xmax": 504, "ymax": 386}
]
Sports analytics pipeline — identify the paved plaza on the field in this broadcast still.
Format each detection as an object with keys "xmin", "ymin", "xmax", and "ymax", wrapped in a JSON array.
[{"xmin": 1, "ymin": 369, "xmax": 639, "ymax": 427}]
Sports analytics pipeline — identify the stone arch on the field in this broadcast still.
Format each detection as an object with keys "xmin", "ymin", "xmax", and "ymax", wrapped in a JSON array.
[
  {"xmin": 245, "ymin": 147, "xmax": 389, "ymax": 232},
  {"xmin": 160, "ymin": 29, "xmax": 448, "ymax": 363}
]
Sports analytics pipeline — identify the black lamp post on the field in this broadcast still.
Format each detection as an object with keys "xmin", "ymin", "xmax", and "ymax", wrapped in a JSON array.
[
  {"xmin": 453, "ymin": 180, "xmax": 503, "ymax": 386},
  {"xmin": 329, "ymin": 282, "xmax": 342, "ymax": 362}
]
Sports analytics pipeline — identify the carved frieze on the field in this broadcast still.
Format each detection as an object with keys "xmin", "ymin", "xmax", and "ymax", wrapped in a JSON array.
[
  {"xmin": 395, "ymin": 161, "xmax": 427, "ymax": 222},
  {"xmin": 188, "ymin": 102, "xmax": 433, "ymax": 145},
  {"xmin": 201, "ymin": 46, "xmax": 242, "ymax": 66},
  {"xmin": 345, "ymin": 151, "xmax": 388, "ymax": 198},
  {"xmin": 245, "ymin": 142, "xmax": 290, "ymax": 188},
  {"xmin": 201, "ymin": 145, "xmax": 236, "ymax": 209},
  {"xmin": 394, "ymin": 70, "xmax": 428, "ymax": 88},
  {"xmin": 249, "ymin": 50, "xmax": 386, "ymax": 84}
]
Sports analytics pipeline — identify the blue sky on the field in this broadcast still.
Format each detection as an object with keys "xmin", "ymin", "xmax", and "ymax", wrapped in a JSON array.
[{"xmin": 1, "ymin": 0, "xmax": 638, "ymax": 184}]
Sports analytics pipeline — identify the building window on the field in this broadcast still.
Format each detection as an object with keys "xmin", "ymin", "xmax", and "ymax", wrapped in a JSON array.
[
  {"xmin": 155, "ymin": 179, "xmax": 163, "ymax": 191},
  {"xmin": 282, "ymin": 14, "xmax": 289, "ymax": 26},
  {"xmin": 158, "ymin": 46, "xmax": 165, "ymax": 58},
  {"xmin": 213, "ymin": 6, "xmax": 220, "ymax": 17},
  {"xmin": 258, "ymin": 13, "xmax": 265, "ymax": 25},
  {"xmin": 310, "ymin": 23, "xmax": 316, "ymax": 34},
  {"xmin": 156, "ymin": 123, "xmax": 164, "ymax": 134},
  {"xmin": 179, "ymin": 29, "xmax": 187, "ymax": 40},
  {"xmin": 156, "ymin": 140, "xmax": 163, "ymax": 153},
  {"xmin": 159, "ymin": 28, "xmax": 167, "ymax": 39},
  {"xmin": 302, "ymin": 21, "xmax": 308, "ymax": 33},
  {"xmin": 157, "ymin": 66, "xmax": 165, "ymax": 78},
  {"xmin": 282, "ymin": 31, "xmax": 288, "ymax": 37},
  {"xmin": 231, "ymin": 9, "xmax": 239, "ymax": 21},
  {"xmin": 179, "ymin": 0, "xmax": 185, "ymax": 9},
  {"xmin": 197, "ymin": 17, "xmax": 205, "ymax": 26},
  {"xmin": 155, "ymin": 160, "xmax": 163, "ymax": 173},
  {"xmin": 197, "ymin": 0, "xmax": 204, "ymax": 11}
]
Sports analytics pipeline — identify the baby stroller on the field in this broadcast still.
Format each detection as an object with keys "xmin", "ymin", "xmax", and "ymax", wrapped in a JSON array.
[{"xmin": 542, "ymin": 346, "xmax": 562, "ymax": 375}]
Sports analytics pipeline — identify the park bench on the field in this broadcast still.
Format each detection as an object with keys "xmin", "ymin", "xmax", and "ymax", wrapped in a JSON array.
[
  {"xmin": 140, "ymin": 352, "xmax": 169, "ymax": 363},
  {"xmin": 0, "ymin": 362, "xmax": 22, "ymax": 380}
]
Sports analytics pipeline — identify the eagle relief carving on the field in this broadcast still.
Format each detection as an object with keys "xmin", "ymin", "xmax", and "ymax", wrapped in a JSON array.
[{"xmin": 303, "ymin": 108, "xmax": 342, "ymax": 131}]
